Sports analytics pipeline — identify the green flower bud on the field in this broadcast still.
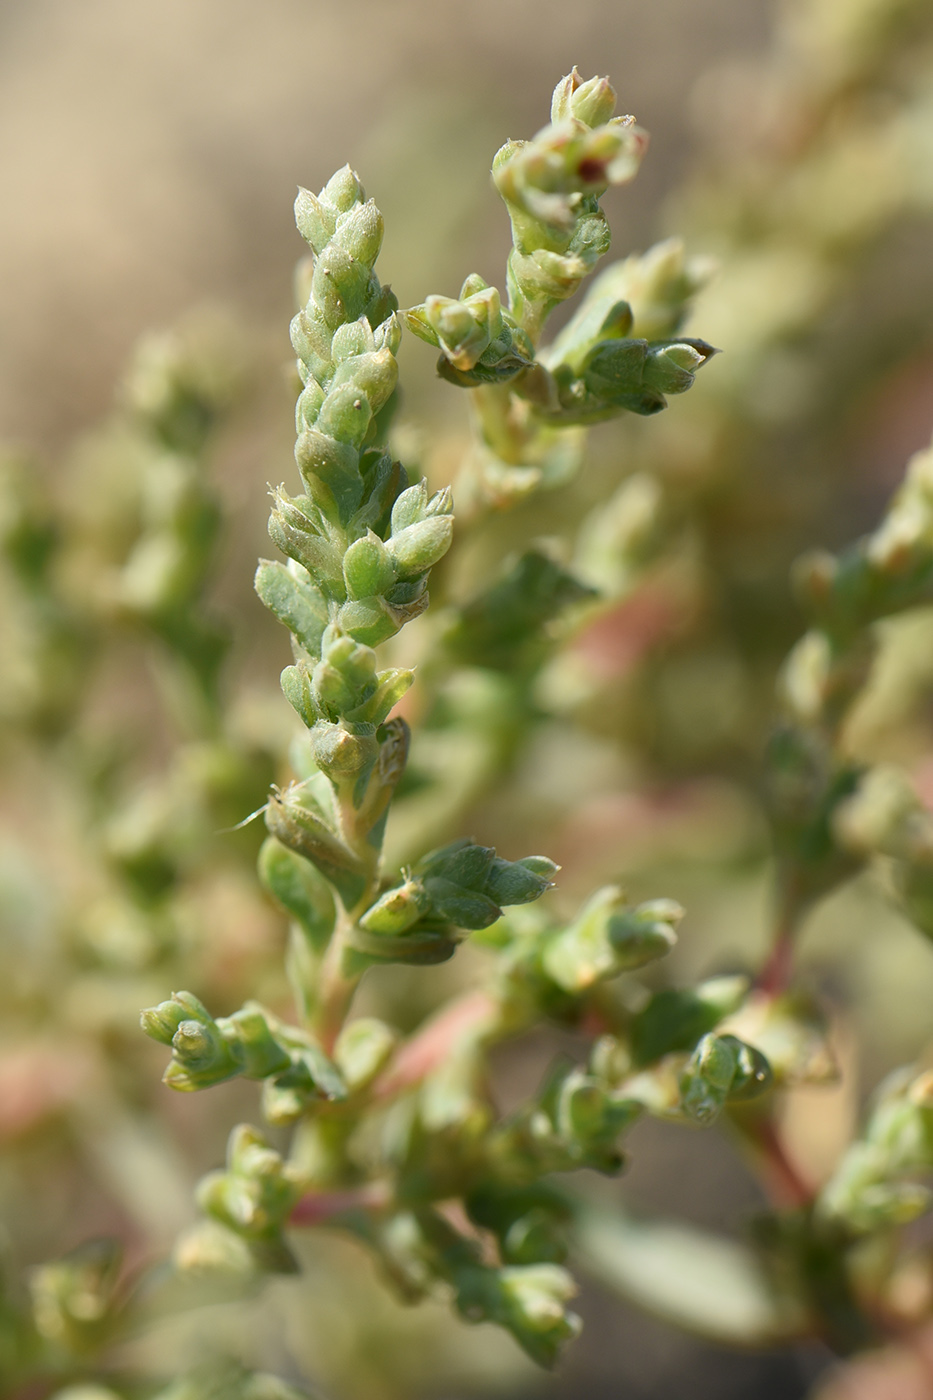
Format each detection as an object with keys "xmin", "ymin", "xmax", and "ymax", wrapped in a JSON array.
[
  {"xmin": 280, "ymin": 661, "xmax": 319, "ymax": 728},
  {"xmin": 542, "ymin": 887, "xmax": 679, "ymax": 994},
  {"xmin": 408, "ymin": 285, "xmax": 503, "ymax": 372},
  {"xmin": 140, "ymin": 989, "xmax": 212, "ymax": 1046},
  {"xmin": 510, "ymin": 245, "xmax": 594, "ymax": 303},
  {"xmin": 315, "ymin": 380, "xmax": 374, "ymax": 447},
  {"xmin": 290, "ymin": 309, "xmax": 332, "ymax": 383},
  {"xmin": 313, "ymin": 630, "xmax": 379, "ymax": 716},
  {"xmin": 309, "ymin": 722, "xmax": 379, "ymax": 783},
  {"xmin": 387, "ymin": 514, "xmax": 454, "ymax": 579},
  {"xmin": 294, "ymin": 376, "xmax": 325, "ymax": 432},
  {"xmin": 172, "ymin": 1219, "xmax": 257, "ymax": 1277},
  {"xmin": 609, "ymin": 897, "xmax": 683, "ymax": 968},
  {"xmin": 313, "ymin": 662, "xmax": 365, "ymax": 721},
  {"xmin": 485, "ymin": 855, "xmax": 557, "ymax": 906},
  {"xmin": 295, "ymin": 185, "xmax": 335, "ymax": 254},
  {"xmin": 495, "ymin": 120, "xmax": 647, "ymax": 233},
  {"xmin": 680, "ymin": 1034, "xmax": 739, "ymax": 1125},
  {"xmin": 29, "ymin": 1240, "xmax": 122, "ymax": 1354},
  {"xmin": 328, "ymin": 345, "xmax": 398, "ymax": 414},
  {"xmin": 332, "ymin": 198, "xmax": 384, "ymax": 268},
  {"xmin": 495, "ymin": 1264, "xmax": 581, "ymax": 1368},
  {"xmin": 265, "ymin": 783, "xmax": 362, "ymax": 881},
  {"xmin": 197, "ymin": 1125, "xmax": 301, "ymax": 1256},
  {"xmin": 267, "ymin": 490, "xmax": 346, "ymax": 597},
  {"xmin": 293, "ymin": 431, "xmax": 360, "ymax": 523},
  {"xmin": 164, "ymin": 1011, "xmax": 242, "ymax": 1093},
  {"xmin": 336, "ymin": 595, "xmax": 405, "ymax": 647},
  {"xmin": 420, "ymin": 838, "xmax": 495, "ymax": 887},
  {"xmin": 723, "ymin": 1036, "xmax": 773, "ymax": 1102},
  {"xmin": 359, "ymin": 878, "xmax": 429, "ymax": 936},
  {"xmin": 550, "ymin": 69, "xmax": 618, "ymax": 128},
  {"xmin": 429, "ymin": 295, "xmax": 490, "ymax": 369},
  {"xmin": 390, "ymin": 478, "xmax": 454, "ymax": 534},
  {"xmin": 372, "ymin": 312, "xmax": 402, "ymax": 354},
  {"xmin": 342, "ymin": 530, "xmax": 397, "ymax": 599},
  {"xmin": 312, "ymin": 241, "xmax": 374, "ymax": 328},
  {"xmin": 323, "ymin": 164, "xmax": 364, "ymax": 213},
  {"xmin": 331, "ymin": 317, "xmax": 376, "ymax": 364},
  {"xmin": 642, "ymin": 339, "xmax": 712, "ymax": 395}
]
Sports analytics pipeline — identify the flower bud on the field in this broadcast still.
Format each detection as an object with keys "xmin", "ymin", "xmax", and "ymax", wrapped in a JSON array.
[
  {"xmin": 332, "ymin": 198, "xmax": 384, "ymax": 269},
  {"xmin": 359, "ymin": 878, "xmax": 429, "ymax": 935},
  {"xmin": 495, "ymin": 1264, "xmax": 581, "ymax": 1367},
  {"xmin": 295, "ymin": 185, "xmax": 335, "ymax": 254},
  {"xmin": 140, "ymin": 989, "xmax": 212, "ymax": 1046},
  {"xmin": 421, "ymin": 285, "xmax": 503, "ymax": 372},
  {"xmin": 485, "ymin": 856, "xmax": 557, "ymax": 906},
  {"xmin": 724, "ymin": 1037, "xmax": 773, "ymax": 1101},
  {"xmin": 372, "ymin": 312, "xmax": 402, "ymax": 354},
  {"xmin": 542, "ymin": 886, "xmax": 679, "ymax": 994},
  {"xmin": 387, "ymin": 515, "xmax": 454, "ymax": 579},
  {"xmin": 336, "ymin": 595, "xmax": 403, "ymax": 647},
  {"xmin": 609, "ymin": 897, "xmax": 683, "ymax": 968},
  {"xmin": 568, "ymin": 76, "xmax": 618, "ymax": 129},
  {"xmin": 312, "ymin": 667, "xmax": 364, "ymax": 724},
  {"xmin": 309, "ymin": 722, "xmax": 378, "ymax": 782},
  {"xmin": 29, "ymin": 1241, "xmax": 121, "ymax": 1353},
  {"xmin": 265, "ymin": 783, "xmax": 361, "ymax": 878},
  {"xmin": 550, "ymin": 69, "xmax": 618, "ymax": 128},
  {"xmin": 390, "ymin": 479, "xmax": 429, "ymax": 533},
  {"xmin": 330, "ymin": 317, "xmax": 375, "ymax": 365},
  {"xmin": 293, "ymin": 431, "xmax": 360, "ymax": 521},
  {"xmin": 680, "ymin": 1034, "xmax": 739, "ymax": 1125},
  {"xmin": 172, "ymin": 1219, "xmax": 256, "ymax": 1277},
  {"xmin": 642, "ymin": 340, "xmax": 710, "ymax": 395},
  {"xmin": 267, "ymin": 492, "xmax": 345, "ymax": 596},
  {"xmin": 323, "ymin": 164, "xmax": 364, "ymax": 213},
  {"xmin": 315, "ymin": 381, "xmax": 374, "ymax": 448},
  {"xmin": 197, "ymin": 1125, "xmax": 301, "ymax": 1254},
  {"xmin": 163, "ymin": 1010, "xmax": 243, "ymax": 1092},
  {"xmin": 343, "ymin": 530, "xmax": 397, "ymax": 600}
]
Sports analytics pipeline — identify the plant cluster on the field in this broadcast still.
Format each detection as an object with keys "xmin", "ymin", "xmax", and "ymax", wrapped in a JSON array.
[{"xmin": 1, "ymin": 1, "xmax": 933, "ymax": 1394}]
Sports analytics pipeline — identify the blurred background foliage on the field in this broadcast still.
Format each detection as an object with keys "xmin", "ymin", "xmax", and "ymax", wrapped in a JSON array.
[{"xmin": 1, "ymin": 0, "xmax": 933, "ymax": 1397}]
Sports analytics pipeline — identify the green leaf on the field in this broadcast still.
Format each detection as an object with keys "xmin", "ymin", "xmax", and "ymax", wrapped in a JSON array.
[
  {"xmin": 257, "ymin": 836, "xmax": 336, "ymax": 953},
  {"xmin": 575, "ymin": 1206, "xmax": 800, "ymax": 1346},
  {"xmin": 631, "ymin": 975, "xmax": 748, "ymax": 1067}
]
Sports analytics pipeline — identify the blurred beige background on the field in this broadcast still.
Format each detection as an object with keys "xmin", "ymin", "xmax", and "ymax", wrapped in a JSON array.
[{"xmin": 0, "ymin": 0, "xmax": 771, "ymax": 453}]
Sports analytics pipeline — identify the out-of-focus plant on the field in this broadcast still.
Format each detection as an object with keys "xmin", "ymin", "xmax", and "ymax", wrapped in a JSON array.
[
  {"xmin": 0, "ymin": 320, "xmax": 278, "ymax": 1398},
  {"xmin": 137, "ymin": 73, "xmax": 750, "ymax": 1382},
  {"xmin": 3, "ymin": 0, "xmax": 933, "ymax": 1394}
]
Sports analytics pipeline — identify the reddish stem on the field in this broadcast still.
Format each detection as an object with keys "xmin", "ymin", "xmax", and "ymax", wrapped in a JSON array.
[
  {"xmin": 749, "ymin": 1116, "xmax": 813, "ymax": 1210},
  {"xmin": 759, "ymin": 925, "xmax": 795, "ymax": 998},
  {"xmin": 373, "ymin": 990, "xmax": 497, "ymax": 1100},
  {"xmin": 291, "ymin": 1178, "xmax": 391, "ymax": 1226}
]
